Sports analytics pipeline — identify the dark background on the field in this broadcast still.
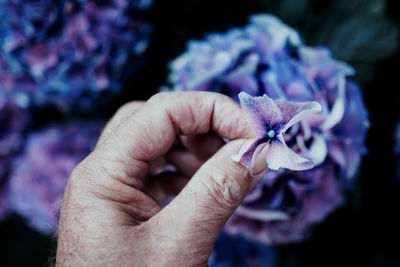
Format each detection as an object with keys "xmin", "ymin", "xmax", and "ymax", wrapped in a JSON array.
[{"xmin": 1, "ymin": 0, "xmax": 399, "ymax": 266}]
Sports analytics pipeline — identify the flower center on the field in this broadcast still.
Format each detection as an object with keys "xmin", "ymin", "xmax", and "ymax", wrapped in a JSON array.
[{"xmin": 267, "ymin": 130, "xmax": 275, "ymax": 138}]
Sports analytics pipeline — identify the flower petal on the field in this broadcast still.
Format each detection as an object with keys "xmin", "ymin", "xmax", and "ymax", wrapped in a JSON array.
[
  {"xmin": 275, "ymin": 99, "xmax": 321, "ymax": 133},
  {"xmin": 320, "ymin": 75, "xmax": 346, "ymax": 131},
  {"xmin": 297, "ymin": 133, "xmax": 328, "ymax": 165},
  {"xmin": 225, "ymin": 54, "xmax": 259, "ymax": 95},
  {"xmin": 232, "ymin": 137, "xmax": 268, "ymax": 169},
  {"xmin": 265, "ymin": 140, "xmax": 316, "ymax": 171},
  {"xmin": 236, "ymin": 205, "xmax": 289, "ymax": 221},
  {"xmin": 238, "ymin": 92, "xmax": 283, "ymax": 136}
]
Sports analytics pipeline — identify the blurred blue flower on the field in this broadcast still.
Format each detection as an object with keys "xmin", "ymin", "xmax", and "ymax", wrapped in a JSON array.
[
  {"xmin": 0, "ymin": 0, "xmax": 151, "ymax": 112},
  {"xmin": 7, "ymin": 121, "xmax": 104, "ymax": 234},
  {"xmin": 0, "ymin": 92, "xmax": 28, "ymax": 219},
  {"xmin": 168, "ymin": 14, "xmax": 369, "ymax": 244},
  {"xmin": 209, "ymin": 231, "xmax": 276, "ymax": 267}
]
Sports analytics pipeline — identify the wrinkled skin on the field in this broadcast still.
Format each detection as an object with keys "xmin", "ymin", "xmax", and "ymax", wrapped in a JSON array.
[{"xmin": 56, "ymin": 92, "xmax": 268, "ymax": 266}]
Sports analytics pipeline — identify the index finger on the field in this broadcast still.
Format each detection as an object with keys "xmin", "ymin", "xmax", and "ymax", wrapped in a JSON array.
[{"xmin": 95, "ymin": 91, "xmax": 253, "ymax": 178}]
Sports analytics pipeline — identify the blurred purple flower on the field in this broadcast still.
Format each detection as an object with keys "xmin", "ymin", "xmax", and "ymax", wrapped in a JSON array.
[
  {"xmin": 395, "ymin": 121, "xmax": 400, "ymax": 179},
  {"xmin": 0, "ymin": 92, "xmax": 28, "ymax": 219},
  {"xmin": 0, "ymin": 0, "xmax": 151, "ymax": 112},
  {"xmin": 167, "ymin": 14, "xmax": 369, "ymax": 244},
  {"xmin": 227, "ymin": 160, "xmax": 343, "ymax": 244},
  {"xmin": 8, "ymin": 121, "xmax": 104, "ymax": 234},
  {"xmin": 234, "ymin": 92, "xmax": 321, "ymax": 171}
]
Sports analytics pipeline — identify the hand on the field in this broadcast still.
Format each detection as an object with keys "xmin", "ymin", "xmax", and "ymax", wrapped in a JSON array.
[{"xmin": 56, "ymin": 92, "xmax": 268, "ymax": 266}]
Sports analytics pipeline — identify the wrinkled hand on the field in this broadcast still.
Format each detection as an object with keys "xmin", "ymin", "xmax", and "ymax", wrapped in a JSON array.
[{"xmin": 56, "ymin": 92, "xmax": 268, "ymax": 266}]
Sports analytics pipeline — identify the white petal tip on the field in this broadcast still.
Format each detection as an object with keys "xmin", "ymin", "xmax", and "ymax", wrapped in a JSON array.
[
  {"xmin": 265, "ymin": 160, "xmax": 279, "ymax": 171},
  {"xmin": 310, "ymin": 101, "xmax": 322, "ymax": 113},
  {"xmin": 231, "ymin": 154, "xmax": 242, "ymax": 163}
]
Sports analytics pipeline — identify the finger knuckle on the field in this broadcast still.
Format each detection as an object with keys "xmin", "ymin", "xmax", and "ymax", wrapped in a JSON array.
[
  {"xmin": 202, "ymin": 172, "xmax": 242, "ymax": 211},
  {"xmin": 116, "ymin": 101, "xmax": 139, "ymax": 114},
  {"xmin": 148, "ymin": 91, "xmax": 174, "ymax": 105},
  {"xmin": 113, "ymin": 101, "xmax": 143, "ymax": 128},
  {"xmin": 68, "ymin": 156, "xmax": 99, "ymax": 187}
]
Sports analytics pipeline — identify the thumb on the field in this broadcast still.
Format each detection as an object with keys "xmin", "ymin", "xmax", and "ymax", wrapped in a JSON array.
[{"xmin": 155, "ymin": 138, "xmax": 268, "ymax": 247}]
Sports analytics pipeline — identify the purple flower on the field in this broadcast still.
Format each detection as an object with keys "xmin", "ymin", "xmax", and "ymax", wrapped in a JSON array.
[
  {"xmin": 0, "ymin": 0, "xmax": 151, "ymax": 112},
  {"xmin": 7, "ymin": 121, "xmax": 104, "ymax": 234},
  {"xmin": 227, "ymin": 160, "xmax": 343, "ymax": 244},
  {"xmin": 167, "ymin": 15, "xmax": 302, "ymax": 100},
  {"xmin": 0, "ymin": 92, "xmax": 28, "ymax": 219},
  {"xmin": 167, "ymin": 14, "xmax": 369, "ymax": 244},
  {"xmin": 233, "ymin": 92, "xmax": 321, "ymax": 171},
  {"xmin": 395, "ymin": 121, "xmax": 400, "ymax": 179}
]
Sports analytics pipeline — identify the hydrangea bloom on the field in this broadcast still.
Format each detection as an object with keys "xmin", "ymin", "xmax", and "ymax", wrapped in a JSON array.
[
  {"xmin": 167, "ymin": 14, "xmax": 369, "ymax": 244},
  {"xmin": 209, "ymin": 231, "xmax": 276, "ymax": 267},
  {"xmin": 0, "ymin": 0, "xmax": 151, "ymax": 112},
  {"xmin": 0, "ymin": 92, "xmax": 28, "ymax": 219},
  {"xmin": 233, "ymin": 92, "xmax": 321, "ymax": 171},
  {"xmin": 8, "ymin": 121, "xmax": 104, "ymax": 234}
]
